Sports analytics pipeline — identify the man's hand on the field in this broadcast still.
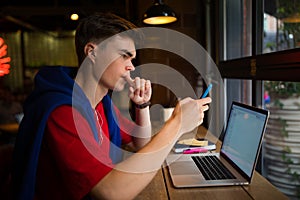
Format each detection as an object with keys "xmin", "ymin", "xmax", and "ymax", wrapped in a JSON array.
[
  {"xmin": 172, "ymin": 97, "xmax": 212, "ymax": 134},
  {"xmin": 126, "ymin": 76, "xmax": 152, "ymax": 106}
]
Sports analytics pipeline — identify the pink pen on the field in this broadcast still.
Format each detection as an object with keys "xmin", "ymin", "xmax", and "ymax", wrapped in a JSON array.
[{"xmin": 183, "ymin": 148, "xmax": 208, "ymax": 154}]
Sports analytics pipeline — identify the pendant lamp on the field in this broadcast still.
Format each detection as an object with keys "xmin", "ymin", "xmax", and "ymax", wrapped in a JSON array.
[{"xmin": 143, "ymin": 0, "xmax": 177, "ymax": 25}]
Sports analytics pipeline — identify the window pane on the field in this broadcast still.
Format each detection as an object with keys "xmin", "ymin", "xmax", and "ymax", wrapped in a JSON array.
[
  {"xmin": 264, "ymin": 81, "xmax": 300, "ymax": 105},
  {"xmin": 226, "ymin": 79, "xmax": 252, "ymax": 106},
  {"xmin": 222, "ymin": 0, "xmax": 253, "ymax": 123},
  {"xmin": 263, "ymin": 80, "xmax": 300, "ymax": 199},
  {"xmin": 264, "ymin": 0, "xmax": 300, "ymax": 53},
  {"xmin": 224, "ymin": 0, "xmax": 252, "ymax": 60}
]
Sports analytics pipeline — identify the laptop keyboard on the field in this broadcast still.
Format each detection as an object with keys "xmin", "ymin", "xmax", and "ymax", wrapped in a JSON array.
[{"xmin": 192, "ymin": 155, "xmax": 236, "ymax": 180}]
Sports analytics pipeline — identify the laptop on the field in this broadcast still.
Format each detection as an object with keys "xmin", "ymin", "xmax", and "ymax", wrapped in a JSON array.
[{"xmin": 166, "ymin": 101, "xmax": 269, "ymax": 188}]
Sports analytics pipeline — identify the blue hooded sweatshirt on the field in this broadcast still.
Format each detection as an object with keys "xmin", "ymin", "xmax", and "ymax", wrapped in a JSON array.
[{"xmin": 12, "ymin": 66, "xmax": 122, "ymax": 200}]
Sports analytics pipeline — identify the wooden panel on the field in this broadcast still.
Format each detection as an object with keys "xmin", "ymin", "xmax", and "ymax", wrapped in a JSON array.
[{"xmin": 220, "ymin": 48, "xmax": 300, "ymax": 81}]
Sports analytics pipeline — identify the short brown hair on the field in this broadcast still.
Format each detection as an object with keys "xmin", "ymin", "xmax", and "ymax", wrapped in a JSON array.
[{"xmin": 75, "ymin": 12, "xmax": 142, "ymax": 65}]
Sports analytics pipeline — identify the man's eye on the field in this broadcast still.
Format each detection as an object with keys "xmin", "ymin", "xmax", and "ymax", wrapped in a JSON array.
[{"xmin": 121, "ymin": 54, "xmax": 128, "ymax": 59}]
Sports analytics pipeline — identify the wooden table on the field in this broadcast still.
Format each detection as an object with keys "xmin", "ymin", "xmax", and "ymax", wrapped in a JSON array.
[
  {"xmin": 135, "ymin": 166, "xmax": 288, "ymax": 200},
  {"xmin": 134, "ymin": 126, "xmax": 288, "ymax": 200}
]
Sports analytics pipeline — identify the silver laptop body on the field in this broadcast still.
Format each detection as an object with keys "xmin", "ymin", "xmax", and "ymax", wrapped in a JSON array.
[{"xmin": 166, "ymin": 101, "xmax": 269, "ymax": 188}]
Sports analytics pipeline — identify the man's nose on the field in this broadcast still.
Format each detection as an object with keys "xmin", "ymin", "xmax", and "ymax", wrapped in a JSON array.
[{"xmin": 125, "ymin": 62, "xmax": 135, "ymax": 71}]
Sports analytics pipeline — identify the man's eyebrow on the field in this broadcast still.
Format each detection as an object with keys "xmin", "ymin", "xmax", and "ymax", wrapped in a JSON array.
[{"xmin": 120, "ymin": 49, "xmax": 135, "ymax": 58}]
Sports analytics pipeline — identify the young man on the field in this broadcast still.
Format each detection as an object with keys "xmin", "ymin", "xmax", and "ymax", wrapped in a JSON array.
[{"xmin": 12, "ymin": 13, "xmax": 211, "ymax": 200}]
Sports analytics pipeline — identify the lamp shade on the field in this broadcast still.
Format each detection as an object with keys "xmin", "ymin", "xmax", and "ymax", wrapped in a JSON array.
[{"xmin": 143, "ymin": 0, "xmax": 177, "ymax": 25}]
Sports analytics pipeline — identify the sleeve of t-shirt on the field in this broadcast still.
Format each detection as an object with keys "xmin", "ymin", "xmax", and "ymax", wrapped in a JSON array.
[{"xmin": 45, "ymin": 105, "xmax": 113, "ymax": 199}]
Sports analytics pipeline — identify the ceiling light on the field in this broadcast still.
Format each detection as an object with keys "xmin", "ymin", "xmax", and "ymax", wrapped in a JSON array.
[
  {"xmin": 70, "ymin": 13, "xmax": 79, "ymax": 21},
  {"xmin": 143, "ymin": 0, "xmax": 177, "ymax": 25}
]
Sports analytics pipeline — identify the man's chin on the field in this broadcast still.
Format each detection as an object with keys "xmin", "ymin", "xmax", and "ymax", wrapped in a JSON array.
[{"xmin": 113, "ymin": 84, "xmax": 125, "ymax": 91}]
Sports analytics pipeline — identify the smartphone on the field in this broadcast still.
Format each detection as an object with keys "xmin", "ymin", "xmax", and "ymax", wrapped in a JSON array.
[{"xmin": 201, "ymin": 83, "xmax": 212, "ymax": 98}]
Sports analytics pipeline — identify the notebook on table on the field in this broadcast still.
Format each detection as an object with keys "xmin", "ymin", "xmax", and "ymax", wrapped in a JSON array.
[
  {"xmin": 166, "ymin": 101, "xmax": 269, "ymax": 188},
  {"xmin": 172, "ymin": 138, "xmax": 216, "ymax": 153}
]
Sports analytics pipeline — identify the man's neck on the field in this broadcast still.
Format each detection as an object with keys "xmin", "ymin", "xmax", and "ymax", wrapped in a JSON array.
[{"xmin": 75, "ymin": 70, "xmax": 108, "ymax": 109}]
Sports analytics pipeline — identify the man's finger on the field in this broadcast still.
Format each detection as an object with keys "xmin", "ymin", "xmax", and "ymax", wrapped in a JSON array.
[{"xmin": 124, "ymin": 75, "xmax": 135, "ymax": 87}]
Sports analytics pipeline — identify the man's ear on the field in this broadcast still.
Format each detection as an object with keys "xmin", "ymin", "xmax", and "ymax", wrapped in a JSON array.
[{"xmin": 84, "ymin": 43, "xmax": 96, "ymax": 62}]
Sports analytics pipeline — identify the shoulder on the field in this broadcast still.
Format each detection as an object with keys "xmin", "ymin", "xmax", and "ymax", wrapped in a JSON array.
[
  {"xmin": 50, "ymin": 105, "xmax": 84, "ymax": 118},
  {"xmin": 48, "ymin": 105, "xmax": 90, "ymax": 133}
]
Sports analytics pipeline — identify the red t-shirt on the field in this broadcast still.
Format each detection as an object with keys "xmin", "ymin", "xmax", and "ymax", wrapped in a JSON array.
[{"xmin": 35, "ymin": 102, "xmax": 134, "ymax": 200}]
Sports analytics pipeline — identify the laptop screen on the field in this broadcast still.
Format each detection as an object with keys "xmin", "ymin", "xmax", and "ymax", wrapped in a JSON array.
[{"xmin": 221, "ymin": 102, "xmax": 268, "ymax": 178}]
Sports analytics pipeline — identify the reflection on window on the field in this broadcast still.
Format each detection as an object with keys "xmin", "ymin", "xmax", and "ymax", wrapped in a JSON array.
[
  {"xmin": 264, "ymin": 0, "xmax": 300, "ymax": 53},
  {"xmin": 264, "ymin": 81, "xmax": 300, "ymax": 106},
  {"xmin": 263, "ymin": 80, "xmax": 300, "ymax": 199}
]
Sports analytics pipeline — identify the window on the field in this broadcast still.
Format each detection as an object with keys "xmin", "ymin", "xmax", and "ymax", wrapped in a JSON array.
[
  {"xmin": 264, "ymin": 0, "xmax": 300, "ymax": 53},
  {"xmin": 219, "ymin": 0, "xmax": 256, "ymax": 124},
  {"xmin": 218, "ymin": 1, "xmax": 300, "ymax": 198}
]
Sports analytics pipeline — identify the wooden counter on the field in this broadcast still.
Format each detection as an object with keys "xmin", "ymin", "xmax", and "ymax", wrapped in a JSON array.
[{"xmin": 135, "ymin": 126, "xmax": 288, "ymax": 200}]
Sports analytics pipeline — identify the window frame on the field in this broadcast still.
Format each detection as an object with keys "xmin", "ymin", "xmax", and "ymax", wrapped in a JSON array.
[
  {"xmin": 218, "ymin": 0, "xmax": 300, "ymax": 108},
  {"xmin": 220, "ymin": 48, "xmax": 300, "ymax": 81}
]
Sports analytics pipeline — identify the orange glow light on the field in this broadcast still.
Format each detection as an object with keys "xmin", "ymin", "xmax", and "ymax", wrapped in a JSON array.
[{"xmin": 0, "ymin": 37, "xmax": 11, "ymax": 76}]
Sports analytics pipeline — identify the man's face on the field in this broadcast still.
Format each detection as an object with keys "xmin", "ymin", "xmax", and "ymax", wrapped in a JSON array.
[{"xmin": 95, "ymin": 35, "xmax": 136, "ymax": 91}]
